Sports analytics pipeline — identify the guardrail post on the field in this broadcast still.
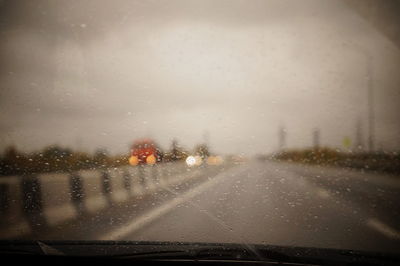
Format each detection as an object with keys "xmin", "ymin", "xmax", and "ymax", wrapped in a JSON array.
[
  {"xmin": 123, "ymin": 170, "xmax": 131, "ymax": 196},
  {"xmin": 70, "ymin": 172, "xmax": 85, "ymax": 215},
  {"xmin": 151, "ymin": 164, "xmax": 158, "ymax": 185},
  {"xmin": 21, "ymin": 174, "xmax": 46, "ymax": 230},
  {"xmin": 101, "ymin": 170, "xmax": 112, "ymax": 205},
  {"xmin": 138, "ymin": 165, "xmax": 145, "ymax": 188},
  {"xmin": 0, "ymin": 184, "xmax": 9, "ymax": 218}
]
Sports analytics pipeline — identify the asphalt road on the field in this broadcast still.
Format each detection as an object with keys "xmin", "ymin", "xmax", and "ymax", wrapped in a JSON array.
[{"xmin": 22, "ymin": 160, "xmax": 400, "ymax": 255}]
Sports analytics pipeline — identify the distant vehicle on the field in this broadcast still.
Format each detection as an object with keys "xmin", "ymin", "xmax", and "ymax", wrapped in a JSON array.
[{"xmin": 129, "ymin": 139, "xmax": 163, "ymax": 166}]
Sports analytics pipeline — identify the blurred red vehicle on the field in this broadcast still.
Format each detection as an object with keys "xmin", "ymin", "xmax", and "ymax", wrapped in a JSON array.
[{"xmin": 129, "ymin": 139, "xmax": 163, "ymax": 166}]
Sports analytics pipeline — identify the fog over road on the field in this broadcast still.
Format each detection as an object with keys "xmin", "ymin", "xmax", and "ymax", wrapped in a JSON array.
[{"xmin": 21, "ymin": 161, "xmax": 400, "ymax": 255}]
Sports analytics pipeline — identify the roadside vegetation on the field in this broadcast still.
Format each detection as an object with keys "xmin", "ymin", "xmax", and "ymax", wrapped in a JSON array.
[
  {"xmin": 268, "ymin": 147, "xmax": 400, "ymax": 175},
  {"xmin": 0, "ymin": 141, "xmax": 212, "ymax": 176},
  {"xmin": 0, "ymin": 145, "xmax": 129, "ymax": 176}
]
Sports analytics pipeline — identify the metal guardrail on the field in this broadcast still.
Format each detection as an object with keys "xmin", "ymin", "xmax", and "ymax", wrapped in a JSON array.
[{"xmin": 0, "ymin": 161, "xmax": 223, "ymax": 239}]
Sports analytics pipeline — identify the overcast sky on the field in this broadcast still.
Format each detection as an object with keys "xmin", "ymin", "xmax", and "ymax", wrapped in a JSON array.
[{"xmin": 0, "ymin": 0, "xmax": 399, "ymax": 155}]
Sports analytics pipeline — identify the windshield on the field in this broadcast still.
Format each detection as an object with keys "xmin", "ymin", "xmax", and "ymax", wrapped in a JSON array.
[{"xmin": 0, "ymin": 0, "xmax": 400, "ymax": 260}]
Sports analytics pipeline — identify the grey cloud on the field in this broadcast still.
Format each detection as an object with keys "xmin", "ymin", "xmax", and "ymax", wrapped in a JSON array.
[{"xmin": 0, "ymin": 0, "xmax": 399, "ymax": 154}]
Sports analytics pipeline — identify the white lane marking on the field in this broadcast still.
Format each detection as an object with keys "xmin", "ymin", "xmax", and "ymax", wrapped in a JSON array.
[
  {"xmin": 366, "ymin": 218, "xmax": 400, "ymax": 239},
  {"xmin": 316, "ymin": 188, "xmax": 330, "ymax": 199},
  {"xmin": 99, "ymin": 170, "xmax": 227, "ymax": 240}
]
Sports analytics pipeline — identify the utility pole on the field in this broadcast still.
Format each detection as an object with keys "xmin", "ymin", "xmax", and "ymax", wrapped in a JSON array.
[
  {"xmin": 278, "ymin": 126, "xmax": 286, "ymax": 151},
  {"xmin": 366, "ymin": 54, "xmax": 375, "ymax": 152},
  {"xmin": 203, "ymin": 130, "xmax": 211, "ymax": 155},
  {"xmin": 355, "ymin": 118, "xmax": 364, "ymax": 151},
  {"xmin": 203, "ymin": 130, "xmax": 210, "ymax": 146},
  {"xmin": 313, "ymin": 128, "xmax": 320, "ymax": 149},
  {"xmin": 343, "ymin": 42, "xmax": 375, "ymax": 152}
]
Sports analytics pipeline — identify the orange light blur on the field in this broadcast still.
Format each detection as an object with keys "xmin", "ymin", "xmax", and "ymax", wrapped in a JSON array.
[
  {"xmin": 129, "ymin": 155, "xmax": 139, "ymax": 166},
  {"xmin": 146, "ymin": 154, "xmax": 156, "ymax": 165},
  {"xmin": 207, "ymin": 156, "xmax": 223, "ymax": 165}
]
